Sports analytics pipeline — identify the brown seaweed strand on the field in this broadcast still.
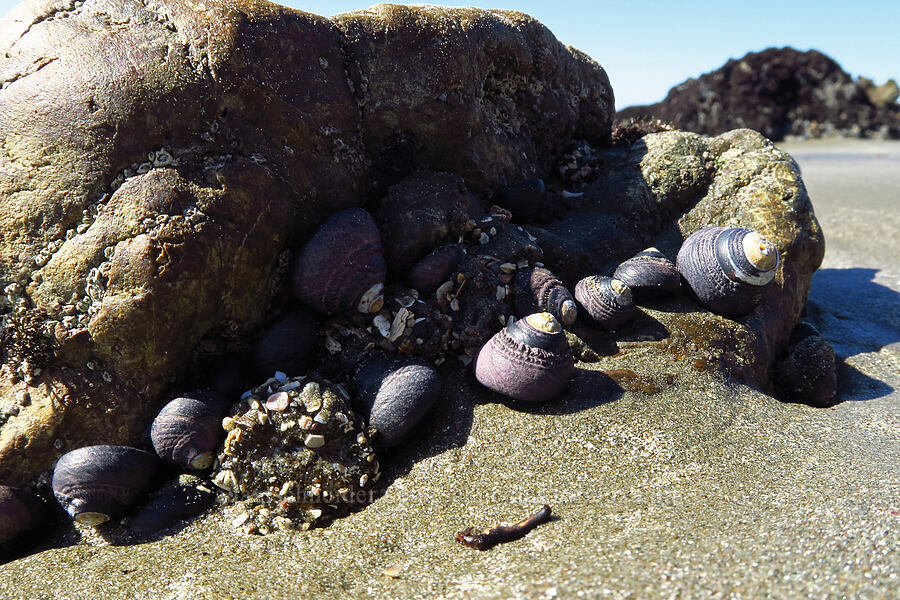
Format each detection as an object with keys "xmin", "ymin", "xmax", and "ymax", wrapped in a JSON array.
[{"xmin": 456, "ymin": 505, "xmax": 552, "ymax": 550}]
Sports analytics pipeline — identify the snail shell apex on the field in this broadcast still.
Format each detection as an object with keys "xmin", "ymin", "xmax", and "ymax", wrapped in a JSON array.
[
  {"xmin": 676, "ymin": 226, "xmax": 780, "ymax": 316},
  {"xmin": 612, "ymin": 248, "xmax": 681, "ymax": 298},
  {"xmin": 52, "ymin": 445, "xmax": 160, "ymax": 525},
  {"xmin": 574, "ymin": 276, "xmax": 635, "ymax": 330},
  {"xmin": 292, "ymin": 208, "xmax": 386, "ymax": 314},
  {"xmin": 474, "ymin": 312, "xmax": 575, "ymax": 403},
  {"xmin": 513, "ymin": 266, "xmax": 578, "ymax": 327}
]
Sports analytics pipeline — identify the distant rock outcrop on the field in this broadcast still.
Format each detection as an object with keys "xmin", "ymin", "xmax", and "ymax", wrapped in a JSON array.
[{"xmin": 618, "ymin": 48, "xmax": 900, "ymax": 140}]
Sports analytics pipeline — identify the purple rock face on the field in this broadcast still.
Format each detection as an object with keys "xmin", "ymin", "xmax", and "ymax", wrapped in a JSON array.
[
  {"xmin": 574, "ymin": 276, "xmax": 635, "ymax": 331},
  {"xmin": 151, "ymin": 391, "xmax": 227, "ymax": 470},
  {"xmin": 613, "ymin": 248, "xmax": 681, "ymax": 299},
  {"xmin": 474, "ymin": 313, "xmax": 574, "ymax": 403},
  {"xmin": 676, "ymin": 227, "xmax": 780, "ymax": 317},
  {"xmin": 292, "ymin": 208, "xmax": 387, "ymax": 315},
  {"xmin": 52, "ymin": 445, "xmax": 160, "ymax": 525}
]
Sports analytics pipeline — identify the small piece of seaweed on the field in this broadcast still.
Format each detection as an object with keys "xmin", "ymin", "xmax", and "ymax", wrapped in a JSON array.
[
  {"xmin": 456, "ymin": 505, "xmax": 553, "ymax": 550},
  {"xmin": 0, "ymin": 308, "xmax": 53, "ymax": 374},
  {"xmin": 610, "ymin": 117, "xmax": 675, "ymax": 148}
]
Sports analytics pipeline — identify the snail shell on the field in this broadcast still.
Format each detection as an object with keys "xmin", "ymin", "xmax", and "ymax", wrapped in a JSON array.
[
  {"xmin": 574, "ymin": 276, "xmax": 635, "ymax": 330},
  {"xmin": 406, "ymin": 244, "xmax": 463, "ymax": 293},
  {"xmin": 52, "ymin": 445, "xmax": 160, "ymax": 525},
  {"xmin": 612, "ymin": 248, "xmax": 681, "ymax": 299},
  {"xmin": 512, "ymin": 266, "xmax": 578, "ymax": 327},
  {"xmin": 0, "ymin": 485, "xmax": 45, "ymax": 555},
  {"xmin": 676, "ymin": 226, "xmax": 780, "ymax": 316},
  {"xmin": 252, "ymin": 310, "xmax": 319, "ymax": 379},
  {"xmin": 292, "ymin": 208, "xmax": 386, "ymax": 314},
  {"xmin": 474, "ymin": 312, "xmax": 575, "ymax": 403},
  {"xmin": 352, "ymin": 354, "xmax": 442, "ymax": 447},
  {"xmin": 151, "ymin": 390, "xmax": 227, "ymax": 470},
  {"xmin": 501, "ymin": 177, "xmax": 546, "ymax": 223}
]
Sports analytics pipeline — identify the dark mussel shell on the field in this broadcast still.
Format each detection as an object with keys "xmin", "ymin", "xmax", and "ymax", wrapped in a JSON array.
[
  {"xmin": 501, "ymin": 177, "xmax": 546, "ymax": 223},
  {"xmin": 474, "ymin": 312, "xmax": 575, "ymax": 403},
  {"xmin": 292, "ymin": 208, "xmax": 386, "ymax": 314},
  {"xmin": 151, "ymin": 390, "xmax": 227, "ymax": 470},
  {"xmin": 352, "ymin": 354, "xmax": 442, "ymax": 447},
  {"xmin": 52, "ymin": 445, "xmax": 160, "ymax": 526},
  {"xmin": 406, "ymin": 244, "xmax": 464, "ymax": 293},
  {"xmin": 612, "ymin": 247, "xmax": 681, "ymax": 299},
  {"xmin": 252, "ymin": 310, "xmax": 319, "ymax": 379},
  {"xmin": 574, "ymin": 276, "xmax": 635, "ymax": 330},
  {"xmin": 513, "ymin": 266, "xmax": 578, "ymax": 327},
  {"xmin": 676, "ymin": 226, "xmax": 781, "ymax": 316},
  {"xmin": 0, "ymin": 485, "xmax": 45, "ymax": 556}
]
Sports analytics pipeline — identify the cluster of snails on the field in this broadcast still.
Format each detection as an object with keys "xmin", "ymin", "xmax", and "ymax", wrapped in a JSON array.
[
  {"xmin": 49, "ymin": 389, "xmax": 231, "ymax": 527},
  {"xmin": 1, "ymin": 170, "xmax": 784, "ymax": 551},
  {"xmin": 472, "ymin": 225, "xmax": 781, "ymax": 404},
  {"xmin": 39, "ymin": 206, "xmax": 444, "ymax": 536}
]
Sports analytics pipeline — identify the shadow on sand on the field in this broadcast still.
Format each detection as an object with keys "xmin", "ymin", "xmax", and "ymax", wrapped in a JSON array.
[{"xmin": 806, "ymin": 267, "xmax": 898, "ymax": 401}]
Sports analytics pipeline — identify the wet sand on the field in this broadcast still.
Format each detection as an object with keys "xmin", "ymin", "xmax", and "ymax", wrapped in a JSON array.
[{"xmin": 1, "ymin": 139, "xmax": 898, "ymax": 599}]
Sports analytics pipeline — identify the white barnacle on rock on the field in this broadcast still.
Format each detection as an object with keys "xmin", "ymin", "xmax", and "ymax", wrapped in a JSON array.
[
  {"xmin": 324, "ymin": 335, "xmax": 342, "ymax": 354},
  {"xmin": 150, "ymin": 149, "xmax": 174, "ymax": 167},
  {"xmin": 388, "ymin": 307, "xmax": 410, "ymax": 341},
  {"xmin": 371, "ymin": 313, "xmax": 390, "ymax": 338},
  {"xmin": 213, "ymin": 469, "xmax": 238, "ymax": 492}
]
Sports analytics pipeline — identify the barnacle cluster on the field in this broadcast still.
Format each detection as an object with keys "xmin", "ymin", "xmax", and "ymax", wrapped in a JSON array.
[{"xmin": 212, "ymin": 375, "xmax": 379, "ymax": 534}]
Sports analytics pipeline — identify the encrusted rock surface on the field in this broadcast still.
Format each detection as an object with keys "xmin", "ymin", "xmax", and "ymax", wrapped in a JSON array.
[
  {"xmin": 531, "ymin": 128, "xmax": 823, "ymax": 386},
  {"xmin": 618, "ymin": 47, "xmax": 900, "ymax": 141},
  {"xmin": 212, "ymin": 375, "xmax": 379, "ymax": 533},
  {"xmin": 0, "ymin": 0, "xmax": 612, "ymax": 485}
]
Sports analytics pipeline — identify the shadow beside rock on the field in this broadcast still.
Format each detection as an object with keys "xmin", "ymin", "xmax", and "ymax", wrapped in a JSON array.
[
  {"xmin": 807, "ymin": 268, "xmax": 900, "ymax": 358},
  {"xmin": 836, "ymin": 359, "xmax": 895, "ymax": 402}
]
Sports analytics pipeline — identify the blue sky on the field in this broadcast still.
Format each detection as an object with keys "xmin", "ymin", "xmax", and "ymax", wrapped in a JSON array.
[{"xmin": 2, "ymin": 0, "xmax": 897, "ymax": 108}]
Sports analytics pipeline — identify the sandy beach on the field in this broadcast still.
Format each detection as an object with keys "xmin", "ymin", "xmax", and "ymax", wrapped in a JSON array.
[{"xmin": 0, "ymin": 138, "xmax": 897, "ymax": 599}]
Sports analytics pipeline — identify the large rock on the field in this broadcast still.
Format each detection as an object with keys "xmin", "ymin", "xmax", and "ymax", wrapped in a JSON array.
[
  {"xmin": 530, "ymin": 128, "xmax": 824, "ymax": 387},
  {"xmin": 618, "ymin": 47, "xmax": 900, "ymax": 141},
  {"xmin": 0, "ymin": 0, "xmax": 612, "ymax": 485}
]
